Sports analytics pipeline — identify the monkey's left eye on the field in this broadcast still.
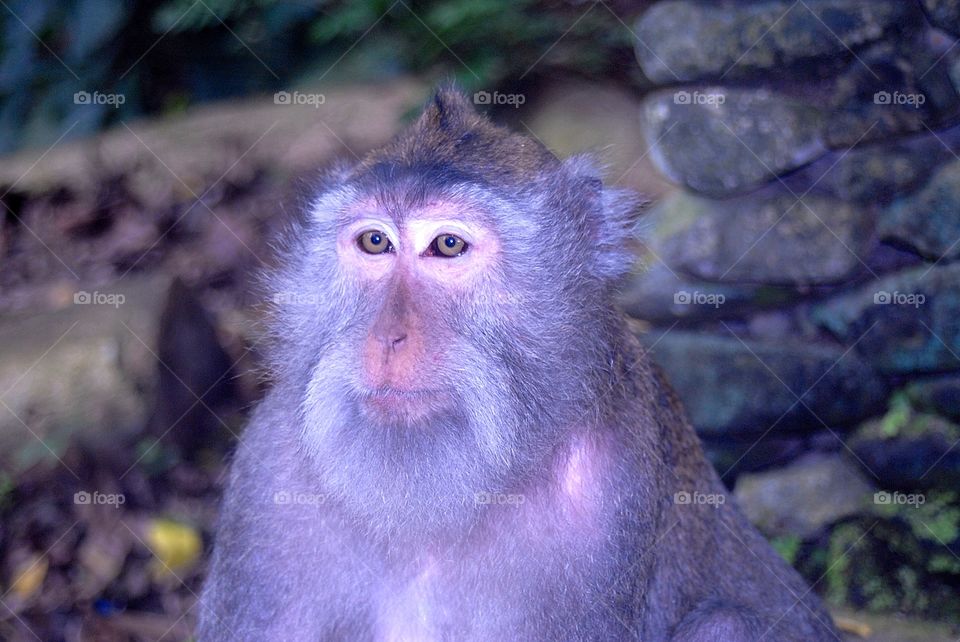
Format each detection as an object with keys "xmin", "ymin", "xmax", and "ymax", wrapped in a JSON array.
[{"xmin": 429, "ymin": 234, "xmax": 468, "ymax": 258}]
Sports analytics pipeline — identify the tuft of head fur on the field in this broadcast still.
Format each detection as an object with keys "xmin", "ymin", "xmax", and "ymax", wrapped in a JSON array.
[{"xmin": 355, "ymin": 86, "xmax": 561, "ymax": 187}]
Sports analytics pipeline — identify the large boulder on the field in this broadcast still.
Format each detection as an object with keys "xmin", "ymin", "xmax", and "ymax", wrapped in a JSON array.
[
  {"xmin": 0, "ymin": 277, "xmax": 167, "ymax": 475},
  {"xmin": 906, "ymin": 374, "xmax": 960, "ymax": 421},
  {"xmin": 637, "ymin": 330, "xmax": 887, "ymax": 437},
  {"xmin": 618, "ymin": 261, "xmax": 800, "ymax": 323},
  {"xmin": 880, "ymin": 159, "xmax": 960, "ymax": 260},
  {"xmin": 849, "ymin": 407, "xmax": 960, "ymax": 491},
  {"xmin": 702, "ymin": 433, "xmax": 809, "ymax": 482},
  {"xmin": 642, "ymin": 87, "xmax": 826, "ymax": 195},
  {"xmin": 812, "ymin": 263, "xmax": 960, "ymax": 374},
  {"xmin": 822, "ymin": 35, "xmax": 960, "ymax": 148},
  {"xmin": 635, "ymin": 0, "xmax": 916, "ymax": 83},
  {"xmin": 648, "ymin": 186, "xmax": 875, "ymax": 285},
  {"xmin": 735, "ymin": 452, "xmax": 874, "ymax": 539},
  {"xmin": 811, "ymin": 124, "xmax": 960, "ymax": 204},
  {"xmin": 808, "ymin": 489, "xmax": 960, "ymax": 622}
]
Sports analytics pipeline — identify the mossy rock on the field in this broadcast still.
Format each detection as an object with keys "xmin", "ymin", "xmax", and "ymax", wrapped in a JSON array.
[
  {"xmin": 796, "ymin": 489, "xmax": 960, "ymax": 623},
  {"xmin": 848, "ymin": 402, "xmax": 960, "ymax": 490},
  {"xmin": 811, "ymin": 263, "xmax": 960, "ymax": 375},
  {"xmin": 906, "ymin": 374, "xmax": 960, "ymax": 421}
]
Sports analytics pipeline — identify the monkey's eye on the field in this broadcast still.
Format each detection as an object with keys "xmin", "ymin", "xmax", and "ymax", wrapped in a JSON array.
[
  {"xmin": 429, "ymin": 234, "xmax": 468, "ymax": 258},
  {"xmin": 358, "ymin": 230, "xmax": 394, "ymax": 254}
]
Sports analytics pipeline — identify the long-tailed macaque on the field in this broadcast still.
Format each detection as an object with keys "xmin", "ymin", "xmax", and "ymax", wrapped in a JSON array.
[{"xmin": 199, "ymin": 88, "xmax": 839, "ymax": 641}]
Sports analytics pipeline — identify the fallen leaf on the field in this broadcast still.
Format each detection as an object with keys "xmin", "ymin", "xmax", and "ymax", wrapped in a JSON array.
[
  {"xmin": 144, "ymin": 518, "xmax": 201, "ymax": 580},
  {"xmin": 10, "ymin": 554, "xmax": 48, "ymax": 602},
  {"xmin": 834, "ymin": 615, "xmax": 872, "ymax": 638}
]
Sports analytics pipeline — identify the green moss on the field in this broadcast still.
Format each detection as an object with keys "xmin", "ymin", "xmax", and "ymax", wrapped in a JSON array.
[
  {"xmin": 880, "ymin": 391, "xmax": 913, "ymax": 437},
  {"xmin": 812, "ymin": 504, "xmax": 960, "ymax": 621},
  {"xmin": 929, "ymin": 554, "xmax": 960, "ymax": 574},
  {"xmin": 771, "ymin": 534, "xmax": 802, "ymax": 565},
  {"xmin": 863, "ymin": 575, "xmax": 897, "ymax": 611},
  {"xmin": 889, "ymin": 490, "xmax": 960, "ymax": 544},
  {"xmin": 914, "ymin": 505, "xmax": 960, "ymax": 543},
  {"xmin": 825, "ymin": 523, "xmax": 862, "ymax": 604}
]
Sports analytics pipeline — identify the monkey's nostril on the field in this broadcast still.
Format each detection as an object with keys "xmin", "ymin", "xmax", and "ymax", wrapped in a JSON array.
[{"xmin": 390, "ymin": 334, "xmax": 407, "ymax": 349}]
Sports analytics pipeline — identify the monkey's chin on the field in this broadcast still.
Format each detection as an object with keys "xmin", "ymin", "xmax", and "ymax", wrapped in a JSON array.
[{"xmin": 359, "ymin": 387, "xmax": 452, "ymax": 426}]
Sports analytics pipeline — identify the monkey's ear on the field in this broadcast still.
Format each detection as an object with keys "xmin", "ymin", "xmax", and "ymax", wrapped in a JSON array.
[{"xmin": 562, "ymin": 154, "xmax": 648, "ymax": 280}]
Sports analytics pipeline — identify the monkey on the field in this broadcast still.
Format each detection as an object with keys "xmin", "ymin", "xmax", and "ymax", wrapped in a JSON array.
[{"xmin": 198, "ymin": 87, "xmax": 840, "ymax": 641}]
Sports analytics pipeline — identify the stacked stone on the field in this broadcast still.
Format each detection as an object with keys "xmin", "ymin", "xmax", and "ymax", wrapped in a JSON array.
[{"xmin": 627, "ymin": 0, "xmax": 960, "ymax": 618}]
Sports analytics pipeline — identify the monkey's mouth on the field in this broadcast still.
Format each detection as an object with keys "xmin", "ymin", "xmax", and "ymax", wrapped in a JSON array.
[{"xmin": 360, "ymin": 386, "xmax": 450, "ymax": 423}]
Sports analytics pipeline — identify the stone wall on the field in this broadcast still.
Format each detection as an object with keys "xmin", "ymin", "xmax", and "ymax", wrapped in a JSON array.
[{"xmin": 625, "ymin": 0, "xmax": 960, "ymax": 620}]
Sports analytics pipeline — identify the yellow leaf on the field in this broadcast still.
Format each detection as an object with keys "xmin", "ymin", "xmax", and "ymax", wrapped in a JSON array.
[
  {"xmin": 144, "ymin": 519, "xmax": 201, "ymax": 579},
  {"xmin": 10, "ymin": 555, "xmax": 48, "ymax": 601}
]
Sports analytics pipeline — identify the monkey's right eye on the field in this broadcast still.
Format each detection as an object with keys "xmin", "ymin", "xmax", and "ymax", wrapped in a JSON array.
[{"xmin": 358, "ymin": 230, "xmax": 394, "ymax": 254}]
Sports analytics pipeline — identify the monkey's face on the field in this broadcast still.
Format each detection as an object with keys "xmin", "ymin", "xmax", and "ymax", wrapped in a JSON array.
[
  {"xmin": 273, "ymin": 90, "xmax": 640, "ymax": 533},
  {"xmin": 336, "ymin": 201, "xmax": 502, "ymax": 427},
  {"xmin": 290, "ymin": 181, "xmax": 591, "ymax": 533}
]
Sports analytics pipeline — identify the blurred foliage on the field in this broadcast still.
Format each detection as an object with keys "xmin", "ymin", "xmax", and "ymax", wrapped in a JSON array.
[
  {"xmin": 0, "ymin": 0, "xmax": 637, "ymax": 153},
  {"xmin": 878, "ymin": 391, "xmax": 913, "ymax": 437},
  {"xmin": 770, "ymin": 533, "xmax": 802, "ymax": 566},
  {"xmin": 809, "ymin": 489, "xmax": 960, "ymax": 621}
]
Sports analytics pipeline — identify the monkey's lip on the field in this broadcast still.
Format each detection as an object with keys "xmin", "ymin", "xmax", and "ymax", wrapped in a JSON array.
[
  {"xmin": 360, "ymin": 386, "xmax": 448, "ymax": 416},
  {"xmin": 365, "ymin": 386, "xmax": 443, "ymax": 401}
]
